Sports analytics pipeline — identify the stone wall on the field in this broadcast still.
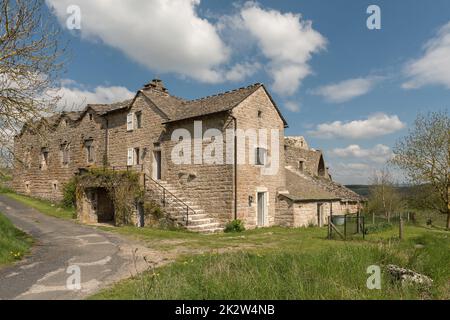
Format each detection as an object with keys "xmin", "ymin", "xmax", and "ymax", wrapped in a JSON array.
[
  {"xmin": 163, "ymin": 113, "xmax": 234, "ymax": 224},
  {"xmin": 12, "ymin": 109, "xmax": 107, "ymax": 201},
  {"xmin": 105, "ymin": 93, "xmax": 166, "ymax": 176},
  {"xmin": 232, "ymin": 87, "xmax": 286, "ymax": 228}
]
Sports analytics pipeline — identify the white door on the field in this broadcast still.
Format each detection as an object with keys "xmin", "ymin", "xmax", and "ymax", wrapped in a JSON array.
[
  {"xmin": 152, "ymin": 150, "xmax": 161, "ymax": 180},
  {"xmin": 257, "ymin": 192, "xmax": 267, "ymax": 227}
]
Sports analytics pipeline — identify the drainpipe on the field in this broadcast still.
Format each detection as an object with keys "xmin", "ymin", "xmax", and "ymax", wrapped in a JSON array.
[
  {"xmin": 229, "ymin": 114, "xmax": 238, "ymax": 221},
  {"xmin": 104, "ymin": 118, "xmax": 109, "ymax": 168}
]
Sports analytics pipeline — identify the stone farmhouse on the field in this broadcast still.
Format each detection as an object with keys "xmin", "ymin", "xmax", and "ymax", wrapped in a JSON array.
[{"xmin": 12, "ymin": 79, "xmax": 363, "ymax": 232}]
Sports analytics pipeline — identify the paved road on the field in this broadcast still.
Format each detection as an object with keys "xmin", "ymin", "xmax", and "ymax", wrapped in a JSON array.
[{"xmin": 0, "ymin": 195, "xmax": 163, "ymax": 300}]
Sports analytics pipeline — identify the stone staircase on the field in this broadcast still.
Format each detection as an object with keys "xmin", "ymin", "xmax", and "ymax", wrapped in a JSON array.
[{"xmin": 144, "ymin": 176, "xmax": 223, "ymax": 233}]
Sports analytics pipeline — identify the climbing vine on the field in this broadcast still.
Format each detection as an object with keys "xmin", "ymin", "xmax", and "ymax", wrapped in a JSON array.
[{"xmin": 74, "ymin": 168, "xmax": 144, "ymax": 226}]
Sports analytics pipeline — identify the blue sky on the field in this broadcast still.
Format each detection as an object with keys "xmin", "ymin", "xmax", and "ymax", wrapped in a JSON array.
[{"xmin": 44, "ymin": 0, "xmax": 450, "ymax": 184}]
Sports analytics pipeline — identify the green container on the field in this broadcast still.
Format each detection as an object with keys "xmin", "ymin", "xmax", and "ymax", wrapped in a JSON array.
[{"xmin": 332, "ymin": 216, "xmax": 345, "ymax": 226}]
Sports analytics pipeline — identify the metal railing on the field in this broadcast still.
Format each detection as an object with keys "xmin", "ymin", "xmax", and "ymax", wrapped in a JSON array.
[
  {"xmin": 143, "ymin": 174, "xmax": 195, "ymax": 226},
  {"xmin": 111, "ymin": 164, "xmax": 144, "ymax": 172}
]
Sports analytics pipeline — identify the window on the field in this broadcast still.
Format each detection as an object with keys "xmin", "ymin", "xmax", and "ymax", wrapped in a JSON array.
[
  {"xmin": 135, "ymin": 112, "xmax": 142, "ymax": 129},
  {"xmin": 298, "ymin": 160, "xmax": 305, "ymax": 172},
  {"xmin": 84, "ymin": 139, "xmax": 94, "ymax": 163},
  {"xmin": 258, "ymin": 110, "xmax": 262, "ymax": 118},
  {"xmin": 89, "ymin": 113, "xmax": 93, "ymax": 121},
  {"xmin": 134, "ymin": 148, "xmax": 140, "ymax": 165},
  {"xmin": 60, "ymin": 143, "xmax": 70, "ymax": 166},
  {"xmin": 40, "ymin": 147, "xmax": 49, "ymax": 170},
  {"xmin": 126, "ymin": 112, "xmax": 134, "ymax": 131},
  {"xmin": 255, "ymin": 147, "xmax": 267, "ymax": 166}
]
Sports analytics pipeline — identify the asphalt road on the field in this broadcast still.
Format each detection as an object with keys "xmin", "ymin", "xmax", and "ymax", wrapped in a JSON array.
[{"xmin": 0, "ymin": 194, "xmax": 160, "ymax": 300}]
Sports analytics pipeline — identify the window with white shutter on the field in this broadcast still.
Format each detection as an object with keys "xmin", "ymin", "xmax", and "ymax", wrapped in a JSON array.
[
  {"xmin": 127, "ymin": 148, "xmax": 134, "ymax": 166},
  {"xmin": 126, "ymin": 113, "xmax": 134, "ymax": 131}
]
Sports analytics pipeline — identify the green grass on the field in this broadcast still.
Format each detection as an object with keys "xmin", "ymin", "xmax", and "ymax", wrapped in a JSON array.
[
  {"xmin": 0, "ymin": 212, "xmax": 33, "ymax": 266},
  {"xmin": 0, "ymin": 191, "xmax": 75, "ymax": 220},
  {"xmin": 91, "ymin": 226, "xmax": 449, "ymax": 300}
]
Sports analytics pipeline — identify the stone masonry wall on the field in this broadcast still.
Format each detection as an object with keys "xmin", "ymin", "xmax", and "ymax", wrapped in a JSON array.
[
  {"xmin": 163, "ymin": 113, "xmax": 234, "ymax": 224},
  {"xmin": 12, "ymin": 110, "xmax": 106, "ymax": 201},
  {"xmin": 232, "ymin": 87, "xmax": 286, "ymax": 228}
]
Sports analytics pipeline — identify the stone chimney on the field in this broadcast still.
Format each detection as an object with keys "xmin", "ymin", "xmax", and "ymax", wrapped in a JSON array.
[{"xmin": 143, "ymin": 78, "xmax": 168, "ymax": 93}]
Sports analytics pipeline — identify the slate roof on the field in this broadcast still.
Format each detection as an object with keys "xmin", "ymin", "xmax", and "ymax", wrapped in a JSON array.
[
  {"xmin": 87, "ymin": 99, "xmax": 132, "ymax": 115},
  {"xmin": 137, "ymin": 81, "xmax": 287, "ymax": 126},
  {"xmin": 283, "ymin": 167, "xmax": 364, "ymax": 202},
  {"xmin": 284, "ymin": 167, "xmax": 339, "ymax": 201}
]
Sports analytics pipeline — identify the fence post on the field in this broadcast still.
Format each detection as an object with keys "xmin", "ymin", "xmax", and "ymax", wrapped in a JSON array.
[
  {"xmin": 372, "ymin": 212, "xmax": 375, "ymax": 225},
  {"xmin": 163, "ymin": 189, "xmax": 166, "ymax": 207},
  {"xmin": 357, "ymin": 211, "xmax": 360, "ymax": 234},
  {"xmin": 344, "ymin": 214, "xmax": 347, "ymax": 240},
  {"xmin": 186, "ymin": 206, "xmax": 189, "ymax": 226},
  {"xmin": 399, "ymin": 215, "xmax": 404, "ymax": 240},
  {"xmin": 328, "ymin": 216, "xmax": 331, "ymax": 239}
]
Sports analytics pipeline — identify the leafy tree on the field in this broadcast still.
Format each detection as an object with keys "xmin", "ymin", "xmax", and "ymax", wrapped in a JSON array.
[
  {"xmin": 392, "ymin": 110, "xmax": 450, "ymax": 229},
  {"xmin": 0, "ymin": 0, "xmax": 65, "ymax": 165},
  {"xmin": 368, "ymin": 168, "xmax": 404, "ymax": 222}
]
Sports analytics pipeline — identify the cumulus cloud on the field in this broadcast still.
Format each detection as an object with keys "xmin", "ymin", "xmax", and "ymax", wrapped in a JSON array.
[
  {"xmin": 402, "ymin": 21, "xmax": 450, "ymax": 89},
  {"xmin": 46, "ymin": 1, "xmax": 325, "ymax": 90},
  {"xmin": 311, "ymin": 76, "xmax": 381, "ymax": 103},
  {"xmin": 284, "ymin": 100, "xmax": 301, "ymax": 112},
  {"xmin": 239, "ymin": 3, "xmax": 326, "ymax": 95},
  {"xmin": 46, "ymin": 0, "xmax": 230, "ymax": 83},
  {"xmin": 329, "ymin": 144, "xmax": 393, "ymax": 164},
  {"xmin": 309, "ymin": 113, "xmax": 405, "ymax": 139},
  {"xmin": 327, "ymin": 162, "xmax": 372, "ymax": 184},
  {"xmin": 53, "ymin": 80, "xmax": 134, "ymax": 111}
]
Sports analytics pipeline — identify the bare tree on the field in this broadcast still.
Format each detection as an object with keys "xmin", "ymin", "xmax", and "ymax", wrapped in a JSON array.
[
  {"xmin": 392, "ymin": 110, "xmax": 450, "ymax": 229},
  {"xmin": 368, "ymin": 167, "xmax": 403, "ymax": 222},
  {"xmin": 0, "ymin": 0, "xmax": 64, "ymax": 167}
]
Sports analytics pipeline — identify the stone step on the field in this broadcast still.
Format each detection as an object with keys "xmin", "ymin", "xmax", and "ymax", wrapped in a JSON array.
[
  {"xmin": 173, "ymin": 213, "xmax": 209, "ymax": 220},
  {"xmin": 177, "ymin": 218, "xmax": 213, "ymax": 226},
  {"xmin": 186, "ymin": 222, "xmax": 222, "ymax": 231}
]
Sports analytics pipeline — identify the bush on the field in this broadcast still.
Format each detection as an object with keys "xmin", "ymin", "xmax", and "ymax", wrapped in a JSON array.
[
  {"xmin": 364, "ymin": 222, "xmax": 393, "ymax": 234},
  {"xmin": 224, "ymin": 219, "xmax": 245, "ymax": 233},
  {"xmin": 62, "ymin": 179, "xmax": 77, "ymax": 208}
]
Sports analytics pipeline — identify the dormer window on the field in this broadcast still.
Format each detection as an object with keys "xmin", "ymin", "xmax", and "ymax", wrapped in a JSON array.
[
  {"xmin": 60, "ymin": 142, "xmax": 70, "ymax": 166},
  {"xmin": 40, "ymin": 147, "xmax": 49, "ymax": 170},
  {"xmin": 89, "ymin": 113, "xmax": 93, "ymax": 121}
]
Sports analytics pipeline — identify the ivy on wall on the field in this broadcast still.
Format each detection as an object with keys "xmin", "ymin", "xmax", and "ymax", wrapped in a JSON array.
[{"xmin": 74, "ymin": 168, "xmax": 144, "ymax": 226}]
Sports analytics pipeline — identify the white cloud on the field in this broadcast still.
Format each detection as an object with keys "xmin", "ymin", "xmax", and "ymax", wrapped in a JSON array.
[
  {"xmin": 54, "ymin": 80, "xmax": 134, "ymax": 111},
  {"xmin": 312, "ymin": 76, "xmax": 381, "ymax": 103},
  {"xmin": 224, "ymin": 62, "xmax": 261, "ymax": 82},
  {"xmin": 328, "ymin": 162, "xmax": 372, "ymax": 184},
  {"xmin": 46, "ymin": 1, "xmax": 325, "ymax": 89},
  {"xmin": 240, "ymin": 3, "xmax": 326, "ymax": 95},
  {"xmin": 402, "ymin": 21, "xmax": 450, "ymax": 89},
  {"xmin": 309, "ymin": 113, "xmax": 405, "ymax": 139},
  {"xmin": 284, "ymin": 100, "xmax": 300, "ymax": 112},
  {"xmin": 46, "ymin": 0, "xmax": 230, "ymax": 83},
  {"xmin": 329, "ymin": 144, "xmax": 393, "ymax": 164}
]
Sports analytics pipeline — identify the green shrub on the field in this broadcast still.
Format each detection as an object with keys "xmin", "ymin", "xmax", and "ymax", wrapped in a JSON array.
[
  {"xmin": 364, "ymin": 221, "xmax": 393, "ymax": 234},
  {"xmin": 62, "ymin": 179, "xmax": 77, "ymax": 208},
  {"xmin": 224, "ymin": 219, "xmax": 245, "ymax": 233}
]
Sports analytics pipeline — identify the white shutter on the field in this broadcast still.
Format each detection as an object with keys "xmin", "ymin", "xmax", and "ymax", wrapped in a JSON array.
[
  {"xmin": 127, "ymin": 148, "xmax": 134, "ymax": 166},
  {"xmin": 126, "ymin": 113, "xmax": 134, "ymax": 131}
]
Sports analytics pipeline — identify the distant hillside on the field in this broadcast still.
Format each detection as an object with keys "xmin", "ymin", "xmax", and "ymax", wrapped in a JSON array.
[
  {"xmin": 346, "ymin": 184, "xmax": 417, "ymax": 198},
  {"xmin": 345, "ymin": 185, "xmax": 369, "ymax": 197}
]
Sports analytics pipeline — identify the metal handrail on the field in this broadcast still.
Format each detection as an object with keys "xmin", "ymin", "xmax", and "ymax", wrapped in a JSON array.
[{"xmin": 143, "ymin": 174, "xmax": 194, "ymax": 225}]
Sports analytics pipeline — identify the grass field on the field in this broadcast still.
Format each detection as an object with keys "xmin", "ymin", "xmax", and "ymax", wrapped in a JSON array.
[
  {"xmin": 0, "ymin": 191, "xmax": 75, "ymax": 220},
  {"xmin": 0, "ymin": 212, "xmax": 32, "ymax": 266},
  {"xmin": 91, "ymin": 226, "xmax": 450, "ymax": 300},
  {"xmin": 2, "ymin": 190, "xmax": 448, "ymax": 299}
]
